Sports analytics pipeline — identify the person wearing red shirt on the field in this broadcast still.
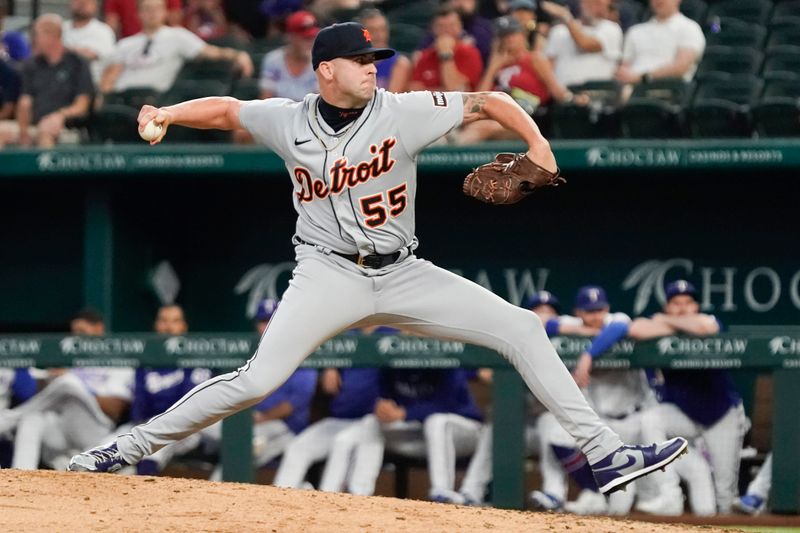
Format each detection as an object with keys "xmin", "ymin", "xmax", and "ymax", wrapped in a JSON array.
[
  {"xmin": 105, "ymin": 0, "xmax": 183, "ymax": 38},
  {"xmin": 456, "ymin": 15, "xmax": 581, "ymax": 144},
  {"xmin": 409, "ymin": 6, "xmax": 482, "ymax": 92}
]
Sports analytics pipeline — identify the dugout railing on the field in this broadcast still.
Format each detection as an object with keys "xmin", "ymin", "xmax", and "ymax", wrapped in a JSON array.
[{"xmin": 0, "ymin": 331, "xmax": 798, "ymax": 512}]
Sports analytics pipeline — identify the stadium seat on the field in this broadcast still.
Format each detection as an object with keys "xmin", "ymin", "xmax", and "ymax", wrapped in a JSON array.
[
  {"xmin": 159, "ymin": 79, "xmax": 231, "ymax": 106},
  {"xmin": 689, "ymin": 74, "xmax": 763, "ymax": 137},
  {"xmin": 766, "ymin": 24, "xmax": 800, "ymax": 47},
  {"xmin": 230, "ymin": 78, "xmax": 261, "ymax": 101},
  {"xmin": 706, "ymin": 20, "xmax": 767, "ymax": 48},
  {"xmin": 551, "ymin": 82, "xmax": 622, "ymax": 138},
  {"xmin": 762, "ymin": 45, "xmax": 800, "ymax": 76},
  {"xmin": 768, "ymin": 15, "xmax": 800, "ymax": 29},
  {"xmin": 619, "ymin": 79, "xmax": 692, "ymax": 138},
  {"xmin": 695, "ymin": 45, "xmax": 763, "ymax": 80},
  {"xmin": 681, "ymin": 0, "xmax": 710, "ymax": 23},
  {"xmin": 248, "ymin": 37, "xmax": 284, "ymax": 54},
  {"xmin": 706, "ymin": 0, "xmax": 773, "ymax": 25},
  {"xmin": 177, "ymin": 58, "xmax": 236, "ymax": 85},
  {"xmin": 386, "ymin": 0, "xmax": 438, "ymax": 29},
  {"xmin": 104, "ymin": 87, "xmax": 161, "ymax": 109},
  {"xmin": 753, "ymin": 73, "xmax": 800, "ymax": 137},
  {"xmin": 771, "ymin": 0, "xmax": 800, "ymax": 20},
  {"xmin": 89, "ymin": 104, "xmax": 141, "ymax": 143},
  {"xmin": 389, "ymin": 23, "xmax": 426, "ymax": 54}
]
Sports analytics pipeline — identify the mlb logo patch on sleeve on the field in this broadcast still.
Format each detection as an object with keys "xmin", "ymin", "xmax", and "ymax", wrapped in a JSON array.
[{"xmin": 431, "ymin": 92, "xmax": 447, "ymax": 107}]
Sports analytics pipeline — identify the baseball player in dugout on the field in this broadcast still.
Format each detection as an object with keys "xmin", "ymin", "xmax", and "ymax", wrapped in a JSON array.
[{"xmin": 69, "ymin": 21, "xmax": 688, "ymax": 496}]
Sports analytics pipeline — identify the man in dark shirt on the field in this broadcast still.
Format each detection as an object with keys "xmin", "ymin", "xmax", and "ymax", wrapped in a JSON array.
[
  {"xmin": 0, "ymin": 14, "xmax": 92, "ymax": 148},
  {"xmin": 0, "ymin": 57, "xmax": 19, "ymax": 120}
]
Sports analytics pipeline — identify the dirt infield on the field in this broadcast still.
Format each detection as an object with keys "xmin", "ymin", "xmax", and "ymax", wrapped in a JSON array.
[{"xmin": 0, "ymin": 470, "xmax": 739, "ymax": 532}]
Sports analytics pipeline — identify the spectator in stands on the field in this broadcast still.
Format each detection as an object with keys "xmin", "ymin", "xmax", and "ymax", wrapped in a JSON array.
[
  {"xmin": 615, "ymin": 0, "xmax": 705, "ymax": 85},
  {"xmin": 0, "ymin": 56, "xmax": 20, "ymax": 120},
  {"xmin": 542, "ymin": 0, "xmax": 622, "ymax": 87},
  {"xmin": 259, "ymin": 10, "xmax": 319, "ymax": 100},
  {"xmin": 410, "ymin": 5, "xmax": 483, "ymax": 92},
  {"xmin": 418, "ymin": 0, "xmax": 492, "ymax": 65},
  {"xmin": 185, "ymin": 0, "xmax": 229, "ymax": 42},
  {"xmin": 0, "ymin": 14, "xmax": 92, "ymax": 149},
  {"xmin": 454, "ymin": 16, "xmax": 577, "ymax": 144},
  {"xmin": 358, "ymin": 8, "xmax": 411, "ymax": 93},
  {"xmin": 105, "ymin": 0, "xmax": 183, "ymax": 38},
  {"xmin": 0, "ymin": 308, "xmax": 133, "ymax": 472},
  {"xmin": 508, "ymin": 0, "xmax": 545, "ymax": 51},
  {"xmin": 63, "ymin": 0, "xmax": 117, "ymax": 87},
  {"xmin": 0, "ymin": 0, "xmax": 31, "ymax": 62},
  {"xmin": 98, "ymin": 0, "xmax": 253, "ymax": 100},
  {"xmin": 630, "ymin": 280, "xmax": 746, "ymax": 515}
]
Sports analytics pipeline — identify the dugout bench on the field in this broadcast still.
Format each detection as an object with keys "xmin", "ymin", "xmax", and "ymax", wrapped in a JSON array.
[{"xmin": 0, "ymin": 331, "xmax": 798, "ymax": 512}]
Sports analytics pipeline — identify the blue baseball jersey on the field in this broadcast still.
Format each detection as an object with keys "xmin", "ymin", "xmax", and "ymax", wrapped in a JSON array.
[
  {"xmin": 254, "ymin": 368, "xmax": 318, "ymax": 434},
  {"xmin": 131, "ymin": 368, "xmax": 213, "ymax": 423},
  {"xmin": 660, "ymin": 369, "xmax": 741, "ymax": 426},
  {"xmin": 658, "ymin": 316, "xmax": 741, "ymax": 426},
  {"xmin": 0, "ymin": 368, "xmax": 37, "ymax": 409},
  {"xmin": 379, "ymin": 368, "xmax": 482, "ymax": 422},
  {"xmin": 329, "ymin": 368, "xmax": 380, "ymax": 419}
]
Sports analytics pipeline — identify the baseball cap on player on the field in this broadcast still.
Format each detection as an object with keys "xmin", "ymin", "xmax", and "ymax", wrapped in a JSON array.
[
  {"xmin": 312, "ymin": 22, "xmax": 395, "ymax": 70},
  {"xmin": 665, "ymin": 280, "xmax": 698, "ymax": 302},
  {"xmin": 255, "ymin": 298, "xmax": 280, "ymax": 321},
  {"xmin": 285, "ymin": 10, "xmax": 319, "ymax": 39},
  {"xmin": 523, "ymin": 290, "xmax": 561, "ymax": 313},
  {"xmin": 575, "ymin": 285, "xmax": 609, "ymax": 311}
]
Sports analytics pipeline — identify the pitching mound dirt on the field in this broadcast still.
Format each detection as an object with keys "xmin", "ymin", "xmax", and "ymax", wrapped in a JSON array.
[{"xmin": 1, "ymin": 470, "xmax": 737, "ymax": 532}]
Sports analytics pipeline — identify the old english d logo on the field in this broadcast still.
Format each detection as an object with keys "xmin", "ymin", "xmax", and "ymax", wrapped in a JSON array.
[{"xmin": 363, "ymin": 28, "xmax": 372, "ymax": 42}]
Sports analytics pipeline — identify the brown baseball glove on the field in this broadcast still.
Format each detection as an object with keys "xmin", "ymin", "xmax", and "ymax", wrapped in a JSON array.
[{"xmin": 463, "ymin": 152, "xmax": 565, "ymax": 205}]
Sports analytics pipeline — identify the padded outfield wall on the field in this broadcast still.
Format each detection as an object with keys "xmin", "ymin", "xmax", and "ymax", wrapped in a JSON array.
[{"xmin": 1, "ymin": 139, "xmax": 798, "ymax": 332}]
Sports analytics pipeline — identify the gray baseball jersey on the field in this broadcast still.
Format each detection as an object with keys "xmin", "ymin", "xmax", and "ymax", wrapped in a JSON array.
[
  {"xmin": 107, "ymin": 89, "xmax": 629, "ymax": 479},
  {"xmin": 240, "ymin": 89, "xmax": 462, "ymax": 256}
]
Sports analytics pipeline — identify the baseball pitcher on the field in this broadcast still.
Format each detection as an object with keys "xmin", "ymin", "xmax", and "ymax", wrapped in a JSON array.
[{"xmin": 69, "ymin": 21, "xmax": 687, "ymax": 495}]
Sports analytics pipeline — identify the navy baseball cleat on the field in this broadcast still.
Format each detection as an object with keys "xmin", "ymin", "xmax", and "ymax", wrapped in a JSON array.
[
  {"xmin": 591, "ymin": 437, "xmax": 688, "ymax": 495},
  {"xmin": 67, "ymin": 441, "xmax": 129, "ymax": 473}
]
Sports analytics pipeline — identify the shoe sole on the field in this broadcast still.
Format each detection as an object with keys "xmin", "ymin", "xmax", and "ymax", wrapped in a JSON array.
[{"xmin": 599, "ymin": 439, "xmax": 689, "ymax": 495}]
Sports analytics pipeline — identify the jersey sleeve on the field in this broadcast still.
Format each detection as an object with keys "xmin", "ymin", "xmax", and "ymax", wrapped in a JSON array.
[
  {"xmin": 390, "ymin": 90, "xmax": 464, "ymax": 157},
  {"xmin": 239, "ymin": 97, "xmax": 299, "ymax": 155}
]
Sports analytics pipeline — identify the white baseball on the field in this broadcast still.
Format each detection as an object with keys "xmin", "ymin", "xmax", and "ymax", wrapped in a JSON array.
[{"xmin": 140, "ymin": 120, "xmax": 163, "ymax": 142}]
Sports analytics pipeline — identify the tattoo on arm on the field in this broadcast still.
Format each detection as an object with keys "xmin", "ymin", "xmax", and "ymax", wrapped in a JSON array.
[{"xmin": 462, "ymin": 92, "xmax": 490, "ymax": 122}]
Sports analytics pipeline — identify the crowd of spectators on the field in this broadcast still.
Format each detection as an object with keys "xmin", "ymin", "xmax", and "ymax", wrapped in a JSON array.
[
  {"xmin": 0, "ymin": 0, "xmax": 797, "ymax": 147},
  {"xmin": 0, "ymin": 279, "xmax": 773, "ymax": 517}
]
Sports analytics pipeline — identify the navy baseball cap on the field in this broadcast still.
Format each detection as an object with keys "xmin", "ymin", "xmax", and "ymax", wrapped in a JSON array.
[
  {"xmin": 523, "ymin": 290, "xmax": 561, "ymax": 313},
  {"xmin": 575, "ymin": 285, "xmax": 609, "ymax": 311},
  {"xmin": 312, "ymin": 22, "xmax": 395, "ymax": 70},
  {"xmin": 665, "ymin": 280, "xmax": 698, "ymax": 302},
  {"xmin": 255, "ymin": 298, "xmax": 279, "ymax": 321}
]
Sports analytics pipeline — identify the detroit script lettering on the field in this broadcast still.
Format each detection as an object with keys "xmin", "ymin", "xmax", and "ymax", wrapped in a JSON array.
[{"xmin": 294, "ymin": 137, "xmax": 397, "ymax": 203}]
